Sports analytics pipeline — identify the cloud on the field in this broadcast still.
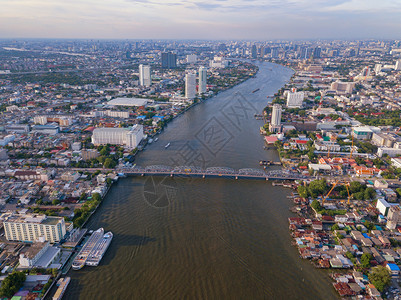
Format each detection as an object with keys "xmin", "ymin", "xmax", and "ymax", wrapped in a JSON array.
[{"xmin": 0, "ymin": 0, "xmax": 400, "ymax": 39}]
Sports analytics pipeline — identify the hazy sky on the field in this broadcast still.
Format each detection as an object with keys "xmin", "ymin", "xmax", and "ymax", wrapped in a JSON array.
[{"xmin": 1, "ymin": 0, "xmax": 401, "ymax": 39}]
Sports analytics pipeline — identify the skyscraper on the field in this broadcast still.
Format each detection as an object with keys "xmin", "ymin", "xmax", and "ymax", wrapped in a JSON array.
[
  {"xmin": 198, "ymin": 67, "xmax": 207, "ymax": 95},
  {"xmin": 313, "ymin": 47, "xmax": 321, "ymax": 59},
  {"xmin": 139, "ymin": 64, "xmax": 151, "ymax": 87},
  {"xmin": 185, "ymin": 72, "xmax": 196, "ymax": 100},
  {"xmin": 251, "ymin": 45, "xmax": 257, "ymax": 58},
  {"xmin": 269, "ymin": 104, "xmax": 282, "ymax": 133},
  {"xmin": 395, "ymin": 60, "xmax": 401, "ymax": 71},
  {"xmin": 161, "ymin": 52, "xmax": 177, "ymax": 68}
]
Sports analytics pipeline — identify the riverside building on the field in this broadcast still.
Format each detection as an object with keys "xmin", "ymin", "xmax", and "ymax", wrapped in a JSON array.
[
  {"xmin": 198, "ymin": 66, "xmax": 207, "ymax": 95},
  {"xmin": 91, "ymin": 125, "xmax": 144, "ymax": 148},
  {"xmin": 3, "ymin": 213, "xmax": 66, "ymax": 243}
]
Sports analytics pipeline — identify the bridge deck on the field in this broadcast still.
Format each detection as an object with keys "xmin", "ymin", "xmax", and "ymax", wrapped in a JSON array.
[{"xmin": 119, "ymin": 166, "xmax": 309, "ymax": 181}]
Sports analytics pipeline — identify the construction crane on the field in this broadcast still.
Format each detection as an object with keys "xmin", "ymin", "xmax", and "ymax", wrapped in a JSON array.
[
  {"xmin": 345, "ymin": 183, "xmax": 351, "ymax": 205},
  {"xmin": 322, "ymin": 181, "xmax": 339, "ymax": 205},
  {"xmin": 349, "ymin": 135, "xmax": 354, "ymax": 158}
]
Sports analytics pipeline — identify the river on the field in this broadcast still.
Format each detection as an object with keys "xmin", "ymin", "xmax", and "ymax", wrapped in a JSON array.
[{"xmin": 64, "ymin": 61, "xmax": 338, "ymax": 299}]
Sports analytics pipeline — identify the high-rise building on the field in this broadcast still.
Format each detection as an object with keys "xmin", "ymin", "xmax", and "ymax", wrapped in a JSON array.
[
  {"xmin": 198, "ymin": 67, "xmax": 207, "ymax": 95},
  {"xmin": 395, "ymin": 60, "xmax": 401, "ymax": 71},
  {"xmin": 269, "ymin": 104, "xmax": 282, "ymax": 133},
  {"xmin": 3, "ymin": 213, "xmax": 67, "ymax": 243},
  {"xmin": 251, "ymin": 45, "xmax": 257, "ymax": 58},
  {"xmin": 313, "ymin": 47, "xmax": 321, "ymax": 59},
  {"xmin": 161, "ymin": 52, "xmax": 177, "ymax": 68},
  {"xmin": 271, "ymin": 47, "xmax": 279, "ymax": 58},
  {"xmin": 139, "ymin": 64, "xmax": 151, "ymax": 87},
  {"xmin": 185, "ymin": 72, "xmax": 196, "ymax": 100},
  {"xmin": 186, "ymin": 54, "xmax": 197, "ymax": 64},
  {"xmin": 92, "ymin": 125, "xmax": 144, "ymax": 148},
  {"xmin": 286, "ymin": 89, "xmax": 304, "ymax": 108}
]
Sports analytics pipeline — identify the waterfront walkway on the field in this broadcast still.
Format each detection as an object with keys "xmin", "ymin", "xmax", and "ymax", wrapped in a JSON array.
[{"xmin": 119, "ymin": 165, "xmax": 309, "ymax": 181}]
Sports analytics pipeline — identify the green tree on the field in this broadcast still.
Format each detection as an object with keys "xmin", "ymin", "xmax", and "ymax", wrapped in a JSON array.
[
  {"xmin": 331, "ymin": 224, "xmax": 340, "ymax": 231},
  {"xmin": 297, "ymin": 185, "xmax": 309, "ymax": 198},
  {"xmin": 103, "ymin": 158, "xmax": 116, "ymax": 169},
  {"xmin": 369, "ymin": 266, "xmax": 391, "ymax": 292},
  {"xmin": 361, "ymin": 253, "xmax": 372, "ymax": 268},
  {"xmin": 0, "ymin": 272, "xmax": 26, "ymax": 298},
  {"xmin": 311, "ymin": 199, "xmax": 322, "ymax": 211}
]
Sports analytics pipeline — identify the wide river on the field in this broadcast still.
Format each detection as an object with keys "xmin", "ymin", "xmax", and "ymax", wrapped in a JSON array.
[{"xmin": 65, "ymin": 61, "xmax": 338, "ymax": 299}]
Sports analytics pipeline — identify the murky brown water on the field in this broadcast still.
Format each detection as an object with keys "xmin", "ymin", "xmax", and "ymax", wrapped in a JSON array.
[{"xmin": 65, "ymin": 62, "xmax": 338, "ymax": 300}]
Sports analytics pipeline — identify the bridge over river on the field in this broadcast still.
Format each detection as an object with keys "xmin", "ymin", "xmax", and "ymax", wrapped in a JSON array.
[{"xmin": 119, "ymin": 165, "xmax": 310, "ymax": 181}]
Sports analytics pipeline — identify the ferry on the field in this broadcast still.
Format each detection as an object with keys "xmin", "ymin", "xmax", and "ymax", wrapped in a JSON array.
[
  {"xmin": 72, "ymin": 228, "xmax": 104, "ymax": 270},
  {"xmin": 86, "ymin": 231, "xmax": 113, "ymax": 266},
  {"xmin": 53, "ymin": 277, "xmax": 70, "ymax": 300},
  {"xmin": 165, "ymin": 143, "xmax": 171, "ymax": 149}
]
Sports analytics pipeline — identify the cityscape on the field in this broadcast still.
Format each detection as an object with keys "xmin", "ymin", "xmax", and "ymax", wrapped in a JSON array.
[{"xmin": 1, "ymin": 1, "xmax": 401, "ymax": 300}]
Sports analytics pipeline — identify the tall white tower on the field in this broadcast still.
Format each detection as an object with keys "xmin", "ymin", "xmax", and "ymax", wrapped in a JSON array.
[
  {"xmin": 395, "ymin": 60, "xmax": 401, "ymax": 71},
  {"xmin": 198, "ymin": 67, "xmax": 207, "ymax": 95},
  {"xmin": 139, "ymin": 64, "xmax": 151, "ymax": 87},
  {"xmin": 271, "ymin": 104, "xmax": 282, "ymax": 126},
  {"xmin": 269, "ymin": 104, "xmax": 282, "ymax": 133},
  {"xmin": 185, "ymin": 72, "xmax": 196, "ymax": 99}
]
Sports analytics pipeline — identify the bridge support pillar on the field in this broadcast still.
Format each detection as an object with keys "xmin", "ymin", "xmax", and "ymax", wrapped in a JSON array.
[
  {"xmin": 202, "ymin": 175, "xmax": 205, "ymax": 179},
  {"xmin": 170, "ymin": 174, "xmax": 173, "ymax": 177},
  {"xmin": 141, "ymin": 174, "xmax": 144, "ymax": 176},
  {"xmin": 235, "ymin": 176, "xmax": 238, "ymax": 180},
  {"xmin": 266, "ymin": 177, "xmax": 268, "ymax": 181}
]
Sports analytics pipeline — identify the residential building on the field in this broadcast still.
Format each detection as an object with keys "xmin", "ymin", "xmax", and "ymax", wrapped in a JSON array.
[
  {"xmin": 161, "ymin": 52, "xmax": 177, "ymax": 68},
  {"xmin": 139, "ymin": 64, "xmax": 151, "ymax": 87},
  {"xmin": 186, "ymin": 54, "xmax": 197, "ymax": 64},
  {"xmin": 3, "ymin": 213, "xmax": 67, "ymax": 243},
  {"xmin": 387, "ymin": 206, "xmax": 401, "ymax": 229},
  {"xmin": 198, "ymin": 66, "xmax": 207, "ymax": 95},
  {"xmin": 185, "ymin": 72, "xmax": 196, "ymax": 100},
  {"xmin": 330, "ymin": 81, "xmax": 355, "ymax": 94},
  {"xmin": 91, "ymin": 125, "xmax": 144, "ymax": 148},
  {"xmin": 269, "ymin": 104, "xmax": 282, "ymax": 133},
  {"xmin": 286, "ymin": 89, "xmax": 304, "ymax": 108}
]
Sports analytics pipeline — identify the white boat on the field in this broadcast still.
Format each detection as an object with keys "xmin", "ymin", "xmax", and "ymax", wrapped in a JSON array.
[
  {"xmin": 165, "ymin": 143, "xmax": 171, "ymax": 149},
  {"xmin": 154, "ymin": 138, "xmax": 158, "ymax": 142},
  {"xmin": 86, "ymin": 232, "xmax": 113, "ymax": 266},
  {"xmin": 72, "ymin": 228, "xmax": 104, "ymax": 270},
  {"xmin": 53, "ymin": 277, "xmax": 70, "ymax": 300},
  {"xmin": 148, "ymin": 138, "xmax": 153, "ymax": 144}
]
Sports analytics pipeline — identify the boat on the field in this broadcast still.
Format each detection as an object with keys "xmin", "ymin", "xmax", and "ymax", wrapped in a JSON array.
[
  {"xmin": 86, "ymin": 231, "xmax": 113, "ymax": 266},
  {"xmin": 252, "ymin": 88, "xmax": 260, "ymax": 93},
  {"xmin": 148, "ymin": 138, "xmax": 153, "ymax": 144},
  {"xmin": 53, "ymin": 277, "xmax": 70, "ymax": 300},
  {"xmin": 72, "ymin": 228, "xmax": 104, "ymax": 270},
  {"xmin": 165, "ymin": 143, "xmax": 171, "ymax": 149},
  {"xmin": 154, "ymin": 138, "xmax": 158, "ymax": 142}
]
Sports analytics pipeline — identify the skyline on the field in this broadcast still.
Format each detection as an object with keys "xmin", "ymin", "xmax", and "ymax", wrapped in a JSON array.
[{"xmin": 1, "ymin": 0, "xmax": 401, "ymax": 40}]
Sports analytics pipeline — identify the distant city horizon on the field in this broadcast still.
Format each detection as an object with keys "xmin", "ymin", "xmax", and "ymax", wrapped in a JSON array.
[{"xmin": 1, "ymin": 0, "xmax": 400, "ymax": 40}]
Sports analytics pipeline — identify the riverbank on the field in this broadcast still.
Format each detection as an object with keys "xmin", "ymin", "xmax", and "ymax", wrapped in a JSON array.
[{"xmin": 65, "ymin": 61, "xmax": 338, "ymax": 300}]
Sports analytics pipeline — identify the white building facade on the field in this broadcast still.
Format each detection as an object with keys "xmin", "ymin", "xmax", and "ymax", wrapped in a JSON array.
[
  {"xmin": 185, "ymin": 72, "xmax": 196, "ymax": 99},
  {"xmin": 269, "ymin": 104, "xmax": 282, "ymax": 133},
  {"xmin": 198, "ymin": 67, "xmax": 207, "ymax": 95},
  {"xmin": 286, "ymin": 90, "xmax": 304, "ymax": 108},
  {"xmin": 3, "ymin": 214, "xmax": 66, "ymax": 243},
  {"xmin": 139, "ymin": 64, "xmax": 151, "ymax": 87},
  {"xmin": 92, "ymin": 125, "xmax": 144, "ymax": 148}
]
